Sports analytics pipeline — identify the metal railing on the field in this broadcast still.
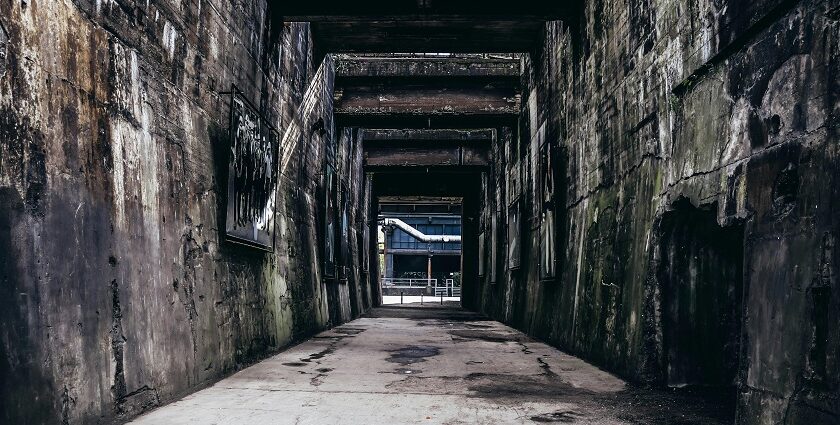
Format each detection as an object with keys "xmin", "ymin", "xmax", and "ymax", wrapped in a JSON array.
[
  {"xmin": 382, "ymin": 278, "xmax": 460, "ymax": 288},
  {"xmin": 382, "ymin": 277, "xmax": 461, "ymax": 297},
  {"xmin": 382, "ymin": 277, "xmax": 437, "ymax": 288}
]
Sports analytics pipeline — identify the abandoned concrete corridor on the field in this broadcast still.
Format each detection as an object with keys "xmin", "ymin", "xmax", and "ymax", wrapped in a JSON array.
[
  {"xmin": 1, "ymin": 0, "xmax": 838, "ymax": 424},
  {"xmin": 128, "ymin": 305, "xmax": 731, "ymax": 424}
]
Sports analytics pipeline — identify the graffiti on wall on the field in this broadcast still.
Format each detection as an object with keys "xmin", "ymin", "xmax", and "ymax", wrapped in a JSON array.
[{"xmin": 225, "ymin": 88, "xmax": 280, "ymax": 249}]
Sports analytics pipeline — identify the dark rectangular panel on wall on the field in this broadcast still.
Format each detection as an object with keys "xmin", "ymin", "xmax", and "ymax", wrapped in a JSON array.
[
  {"xmin": 539, "ymin": 131, "xmax": 560, "ymax": 281},
  {"xmin": 324, "ymin": 164, "xmax": 338, "ymax": 278},
  {"xmin": 478, "ymin": 232, "xmax": 486, "ymax": 277},
  {"xmin": 505, "ymin": 127, "xmax": 520, "ymax": 202},
  {"xmin": 540, "ymin": 208, "xmax": 556, "ymax": 280},
  {"xmin": 339, "ymin": 182, "xmax": 351, "ymax": 283},
  {"xmin": 362, "ymin": 177, "xmax": 371, "ymax": 273},
  {"xmin": 225, "ymin": 87, "xmax": 280, "ymax": 250},
  {"xmin": 507, "ymin": 197, "xmax": 522, "ymax": 270},
  {"xmin": 529, "ymin": 123, "xmax": 544, "ymax": 228},
  {"xmin": 490, "ymin": 213, "xmax": 498, "ymax": 284}
]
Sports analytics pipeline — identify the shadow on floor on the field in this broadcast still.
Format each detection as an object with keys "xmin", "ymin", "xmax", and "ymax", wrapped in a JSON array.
[
  {"xmin": 366, "ymin": 303, "xmax": 737, "ymax": 425},
  {"xmin": 130, "ymin": 303, "xmax": 736, "ymax": 425}
]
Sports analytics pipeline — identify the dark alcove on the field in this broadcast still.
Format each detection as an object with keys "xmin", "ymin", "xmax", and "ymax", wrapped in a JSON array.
[{"xmin": 658, "ymin": 200, "xmax": 744, "ymax": 393}]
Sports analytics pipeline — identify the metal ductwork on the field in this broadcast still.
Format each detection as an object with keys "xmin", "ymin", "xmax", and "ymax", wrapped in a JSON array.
[{"xmin": 381, "ymin": 218, "xmax": 461, "ymax": 243}]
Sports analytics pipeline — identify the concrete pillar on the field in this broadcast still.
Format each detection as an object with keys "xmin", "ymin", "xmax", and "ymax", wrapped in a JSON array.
[
  {"xmin": 382, "ymin": 229, "xmax": 388, "ymax": 279},
  {"xmin": 383, "ymin": 228, "xmax": 394, "ymax": 279},
  {"xmin": 427, "ymin": 255, "xmax": 433, "ymax": 287}
]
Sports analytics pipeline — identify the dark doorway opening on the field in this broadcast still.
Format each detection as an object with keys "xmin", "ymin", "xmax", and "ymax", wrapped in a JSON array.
[
  {"xmin": 657, "ymin": 200, "xmax": 744, "ymax": 413},
  {"xmin": 431, "ymin": 255, "xmax": 461, "ymax": 281},
  {"xmin": 393, "ymin": 255, "xmax": 430, "ymax": 276}
]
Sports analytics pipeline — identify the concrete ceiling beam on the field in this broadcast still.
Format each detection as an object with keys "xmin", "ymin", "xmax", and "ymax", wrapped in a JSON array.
[
  {"xmin": 361, "ymin": 129, "xmax": 494, "ymax": 143},
  {"xmin": 275, "ymin": 1, "xmax": 574, "ymax": 21},
  {"xmin": 335, "ymin": 57, "xmax": 520, "ymax": 79}
]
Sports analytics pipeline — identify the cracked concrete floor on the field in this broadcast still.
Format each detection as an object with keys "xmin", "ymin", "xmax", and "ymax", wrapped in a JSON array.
[{"xmin": 129, "ymin": 304, "xmax": 734, "ymax": 424}]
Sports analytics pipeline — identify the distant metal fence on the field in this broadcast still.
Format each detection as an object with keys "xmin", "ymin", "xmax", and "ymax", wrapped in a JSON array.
[
  {"xmin": 382, "ymin": 277, "xmax": 437, "ymax": 288},
  {"xmin": 434, "ymin": 280, "xmax": 461, "ymax": 297},
  {"xmin": 383, "ymin": 277, "xmax": 461, "ymax": 297}
]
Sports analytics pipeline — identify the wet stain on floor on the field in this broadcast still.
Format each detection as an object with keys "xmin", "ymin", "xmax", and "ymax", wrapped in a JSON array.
[
  {"xmin": 415, "ymin": 319, "xmax": 498, "ymax": 329},
  {"xmin": 305, "ymin": 347, "xmax": 335, "ymax": 361},
  {"xmin": 385, "ymin": 345, "xmax": 441, "ymax": 365},
  {"xmin": 386, "ymin": 368, "xmax": 734, "ymax": 424},
  {"xmin": 333, "ymin": 327, "xmax": 366, "ymax": 335},
  {"xmin": 448, "ymin": 329, "xmax": 533, "ymax": 343},
  {"xmin": 529, "ymin": 410, "xmax": 585, "ymax": 423},
  {"xmin": 311, "ymin": 326, "xmax": 367, "ymax": 340},
  {"xmin": 299, "ymin": 340, "xmax": 342, "ymax": 363},
  {"xmin": 384, "ymin": 375, "xmax": 462, "ymax": 392},
  {"xmin": 379, "ymin": 367, "xmax": 424, "ymax": 375},
  {"xmin": 464, "ymin": 372, "xmax": 589, "ymax": 401},
  {"xmin": 463, "ymin": 323, "xmax": 493, "ymax": 329}
]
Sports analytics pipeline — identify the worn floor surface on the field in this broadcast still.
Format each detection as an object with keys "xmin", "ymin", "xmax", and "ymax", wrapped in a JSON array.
[{"xmin": 130, "ymin": 304, "xmax": 734, "ymax": 424}]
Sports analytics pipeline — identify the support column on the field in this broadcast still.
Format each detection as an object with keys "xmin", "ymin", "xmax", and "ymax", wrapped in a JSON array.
[
  {"xmin": 382, "ymin": 229, "xmax": 388, "ymax": 279},
  {"xmin": 427, "ymin": 255, "xmax": 433, "ymax": 287},
  {"xmin": 383, "ymin": 228, "xmax": 394, "ymax": 279}
]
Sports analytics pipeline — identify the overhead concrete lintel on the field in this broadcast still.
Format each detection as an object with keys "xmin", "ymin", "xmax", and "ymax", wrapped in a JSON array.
[
  {"xmin": 335, "ymin": 57, "xmax": 520, "ymax": 78},
  {"xmin": 361, "ymin": 129, "xmax": 494, "ymax": 143},
  {"xmin": 337, "ymin": 114, "xmax": 517, "ymax": 129},
  {"xmin": 276, "ymin": 1, "xmax": 572, "ymax": 21},
  {"xmin": 334, "ymin": 86, "xmax": 520, "ymax": 116},
  {"xmin": 364, "ymin": 145, "xmax": 489, "ymax": 168}
]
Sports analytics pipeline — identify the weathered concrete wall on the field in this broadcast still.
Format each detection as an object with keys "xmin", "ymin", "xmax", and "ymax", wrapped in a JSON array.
[
  {"xmin": 0, "ymin": 1, "xmax": 372, "ymax": 423},
  {"xmin": 470, "ymin": 0, "xmax": 839, "ymax": 423}
]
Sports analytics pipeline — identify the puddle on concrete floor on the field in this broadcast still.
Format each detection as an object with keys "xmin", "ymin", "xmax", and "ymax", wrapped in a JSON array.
[{"xmin": 385, "ymin": 346, "xmax": 441, "ymax": 365}]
